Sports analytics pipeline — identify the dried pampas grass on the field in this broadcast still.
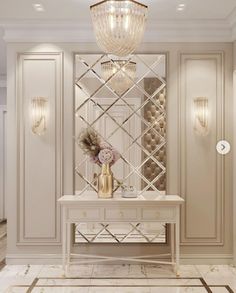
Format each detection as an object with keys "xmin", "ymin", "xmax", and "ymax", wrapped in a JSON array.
[{"xmin": 77, "ymin": 128, "xmax": 101, "ymax": 157}]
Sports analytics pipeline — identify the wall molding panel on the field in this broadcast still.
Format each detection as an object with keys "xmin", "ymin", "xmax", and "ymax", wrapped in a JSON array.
[
  {"xmin": 5, "ymin": 42, "xmax": 233, "ymax": 264},
  {"xmin": 180, "ymin": 53, "xmax": 224, "ymax": 246},
  {"xmin": 0, "ymin": 106, "xmax": 7, "ymax": 220},
  {"xmin": 17, "ymin": 53, "xmax": 63, "ymax": 245},
  {"xmin": 233, "ymin": 67, "xmax": 236, "ymax": 265}
]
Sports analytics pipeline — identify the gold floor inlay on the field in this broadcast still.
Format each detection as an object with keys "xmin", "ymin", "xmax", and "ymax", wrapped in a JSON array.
[{"xmin": 9, "ymin": 277, "xmax": 234, "ymax": 293}]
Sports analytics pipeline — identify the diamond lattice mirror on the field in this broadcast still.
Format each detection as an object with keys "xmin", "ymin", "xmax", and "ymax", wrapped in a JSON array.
[{"xmin": 74, "ymin": 53, "xmax": 167, "ymax": 243}]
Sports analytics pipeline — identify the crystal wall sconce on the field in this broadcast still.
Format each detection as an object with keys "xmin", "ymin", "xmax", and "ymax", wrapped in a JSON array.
[
  {"xmin": 194, "ymin": 97, "xmax": 209, "ymax": 136},
  {"xmin": 31, "ymin": 97, "xmax": 47, "ymax": 135}
]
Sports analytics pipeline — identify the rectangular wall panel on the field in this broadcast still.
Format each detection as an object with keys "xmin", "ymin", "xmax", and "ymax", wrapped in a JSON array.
[
  {"xmin": 17, "ymin": 53, "xmax": 62, "ymax": 244},
  {"xmin": 180, "ymin": 53, "xmax": 224, "ymax": 245},
  {"xmin": 0, "ymin": 106, "xmax": 7, "ymax": 220}
]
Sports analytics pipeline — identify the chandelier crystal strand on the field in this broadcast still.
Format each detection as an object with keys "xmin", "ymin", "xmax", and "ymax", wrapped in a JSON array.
[
  {"xmin": 90, "ymin": 0, "xmax": 148, "ymax": 57},
  {"xmin": 101, "ymin": 60, "xmax": 136, "ymax": 95}
]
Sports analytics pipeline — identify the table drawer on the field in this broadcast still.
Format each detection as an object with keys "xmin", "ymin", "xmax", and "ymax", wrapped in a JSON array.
[
  {"xmin": 142, "ymin": 207, "xmax": 175, "ymax": 221},
  {"xmin": 67, "ymin": 208, "xmax": 101, "ymax": 221},
  {"xmin": 105, "ymin": 207, "xmax": 137, "ymax": 220}
]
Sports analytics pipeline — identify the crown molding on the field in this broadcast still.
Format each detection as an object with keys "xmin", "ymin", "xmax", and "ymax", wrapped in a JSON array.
[
  {"xmin": 0, "ymin": 19, "xmax": 234, "ymax": 43},
  {"xmin": 228, "ymin": 6, "xmax": 236, "ymax": 41},
  {"xmin": 232, "ymin": 22, "xmax": 236, "ymax": 41},
  {"xmin": 228, "ymin": 6, "xmax": 236, "ymax": 27},
  {"xmin": 3, "ymin": 27, "xmax": 95, "ymax": 43},
  {"xmin": 145, "ymin": 20, "xmax": 232, "ymax": 42}
]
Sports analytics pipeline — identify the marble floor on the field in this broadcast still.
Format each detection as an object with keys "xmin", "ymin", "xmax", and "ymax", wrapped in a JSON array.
[{"xmin": 0, "ymin": 264, "xmax": 235, "ymax": 292}]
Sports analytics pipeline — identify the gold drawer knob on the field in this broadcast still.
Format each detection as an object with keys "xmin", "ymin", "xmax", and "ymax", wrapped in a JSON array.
[
  {"xmin": 82, "ymin": 211, "xmax": 87, "ymax": 218},
  {"xmin": 120, "ymin": 211, "xmax": 124, "ymax": 218}
]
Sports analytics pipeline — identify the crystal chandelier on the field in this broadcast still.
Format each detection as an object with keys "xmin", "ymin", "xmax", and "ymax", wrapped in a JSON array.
[
  {"xmin": 101, "ymin": 60, "xmax": 136, "ymax": 95},
  {"xmin": 90, "ymin": 0, "xmax": 148, "ymax": 57}
]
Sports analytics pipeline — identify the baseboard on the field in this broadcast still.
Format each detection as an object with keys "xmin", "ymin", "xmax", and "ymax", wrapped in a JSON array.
[
  {"xmin": 180, "ymin": 254, "xmax": 233, "ymax": 265},
  {"xmin": 6, "ymin": 254, "xmax": 62, "ymax": 265},
  {"xmin": 6, "ymin": 253, "xmax": 234, "ymax": 265}
]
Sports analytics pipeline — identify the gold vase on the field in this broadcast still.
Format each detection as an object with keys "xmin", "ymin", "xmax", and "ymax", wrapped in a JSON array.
[{"xmin": 98, "ymin": 163, "xmax": 113, "ymax": 198}]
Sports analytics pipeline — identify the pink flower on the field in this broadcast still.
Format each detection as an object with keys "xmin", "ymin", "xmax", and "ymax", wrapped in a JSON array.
[
  {"xmin": 98, "ymin": 148, "xmax": 114, "ymax": 164},
  {"xmin": 98, "ymin": 142, "xmax": 120, "ymax": 166}
]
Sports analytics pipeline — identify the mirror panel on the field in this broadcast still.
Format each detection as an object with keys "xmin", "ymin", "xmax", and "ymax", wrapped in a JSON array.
[{"xmin": 74, "ymin": 53, "xmax": 167, "ymax": 243}]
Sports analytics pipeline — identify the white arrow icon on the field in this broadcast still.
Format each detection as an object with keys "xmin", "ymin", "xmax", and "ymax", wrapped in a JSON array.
[{"xmin": 216, "ymin": 140, "xmax": 230, "ymax": 155}]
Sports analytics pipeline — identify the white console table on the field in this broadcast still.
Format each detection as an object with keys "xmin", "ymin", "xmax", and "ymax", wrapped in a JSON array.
[{"xmin": 58, "ymin": 193, "xmax": 184, "ymax": 276}]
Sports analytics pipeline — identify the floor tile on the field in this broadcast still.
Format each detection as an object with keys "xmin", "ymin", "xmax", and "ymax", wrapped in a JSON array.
[
  {"xmin": 32, "ymin": 288, "xmax": 89, "ymax": 293},
  {"xmin": 205, "ymin": 277, "xmax": 236, "ymax": 292},
  {"xmin": 88, "ymin": 288, "xmax": 151, "ymax": 293},
  {"xmin": 196, "ymin": 265, "xmax": 236, "ymax": 279},
  {"xmin": 1, "ymin": 264, "xmax": 235, "ymax": 293},
  {"xmin": 149, "ymin": 288, "xmax": 207, "ymax": 293},
  {"xmin": 210, "ymin": 288, "xmax": 229, "ymax": 293},
  {"xmin": 92, "ymin": 264, "xmax": 129, "ymax": 277},
  {"xmin": 0, "ymin": 277, "xmax": 33, "ymax": 293},
  {"xmin": 147, "ymin": 278, "xmax": 202, "ymax": 286},
  {"xmin": 37, "ymin": 265, "xmax": 65, "ymax": 278},
  {"xmin": 178, "ymin": 265, "xmax": 201, "ymax": 277},
  {"xmin": 37, "ymin": 278, "xmax": 91, "ymax": 286},
  {"xmin": 144, "ymin": 265, "xmax": 199, "ymax": 278},
  {"xmin": 90, "ymin": 278, "xmax": 149, "ymax": 286},
  {"xmin": 127, "ymin": 264, "xmax": 147, "ymax": 277},
  {"xmin": 0, "ymin": 265, "xmax": 42, "ymax": 278},
  {"xmin": 141, "ymin": 264, "xmax": 174, "ymax": 277},
  {"xmin": 5, "ymin": 287, "xmax": 29, "ymax": 293}
]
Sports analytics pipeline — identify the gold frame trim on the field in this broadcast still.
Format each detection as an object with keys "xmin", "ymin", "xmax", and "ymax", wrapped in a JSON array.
[
  {"xmin": 101, "ymin": 60, "xmax": 137, "ymax": 66},
  {"xmin": 90, "ymin": 0, "xmax": 148, "ymax": 10}
]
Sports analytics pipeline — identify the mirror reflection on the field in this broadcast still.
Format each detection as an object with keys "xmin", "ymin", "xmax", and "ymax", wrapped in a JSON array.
[
  {"xmin": 75, "ymin": 54, "xmax": 167, "ymax": 195},
  {"xmin": 74, "ymin": 53, "xmax": 167, "ymax": 243}
]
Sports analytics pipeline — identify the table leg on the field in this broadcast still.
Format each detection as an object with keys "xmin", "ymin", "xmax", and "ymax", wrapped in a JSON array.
[
  {"xmin": 175, "ymin": 206, "xmax": 180, "ymax": 277},
  {"xmin": 62, "ymin": 207, "xmax": 67, "ymax": 272},
  {"xmin": 170, "ymin": 223, "xmax": 175, "ymax": 270},
  {"xmin": 66, "ymin": 222, "xmax": 71, "ymax": 275}
]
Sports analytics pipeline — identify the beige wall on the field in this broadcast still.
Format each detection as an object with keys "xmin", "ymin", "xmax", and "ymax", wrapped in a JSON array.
[
  {"xmin": 0, "ymin": 105, "xmax": 7, "ymax": 220},
  {"xmin": 17, "ymin": 53, "xmax": 62, "ymax": 244},
  {"xmin": 234, "ymin": 41, "xmax": 236, "ymax": 70},
  {"xmin": 233, "ymin": 41, "xmax": 236, "ymax": 265},
  {"xmin": 0, "ymin": 88, "xmax": 6, "ymax": 105},
  {"xmin": 6, "ymin": 42, "xmax": 234, "ymax": 264},
  {"xmin": 180, "ymin": 53, "xmax": 225, "ymax": 245}
]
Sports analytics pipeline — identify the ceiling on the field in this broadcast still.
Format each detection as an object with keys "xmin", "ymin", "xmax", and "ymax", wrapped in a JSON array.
[
  {"xmin": 0, "ymin": 0, "xmax": 236, "ymax": 78},
  {"xmin": 0, "ymin": 0, "xmax": 235, "ymax": 21}
]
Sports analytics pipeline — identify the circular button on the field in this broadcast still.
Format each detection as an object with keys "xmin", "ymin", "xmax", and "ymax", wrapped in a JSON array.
[{"xmin": 216, "ymin": 140, "xmax": 230, "ymax": 155}]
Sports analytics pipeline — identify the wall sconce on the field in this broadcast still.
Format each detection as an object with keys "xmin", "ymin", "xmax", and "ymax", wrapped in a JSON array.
[
  {"xmin": 31, "ymin": 97, "xmax": 47, "ymax": 135},
  {"xmin": 194, "ymin": 97, "xmax": 209, "ymax": 136}
]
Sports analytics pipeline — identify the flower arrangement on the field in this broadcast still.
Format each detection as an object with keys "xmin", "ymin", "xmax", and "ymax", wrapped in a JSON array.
[{"xmin": 77, "ymin": 128, "xmax": 120, "ymax": 166}]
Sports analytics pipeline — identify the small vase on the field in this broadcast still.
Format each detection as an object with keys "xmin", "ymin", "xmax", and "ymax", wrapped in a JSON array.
[{"xmin": 98, "ymin": 163, "xmax": 113, "ymax": 198}]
